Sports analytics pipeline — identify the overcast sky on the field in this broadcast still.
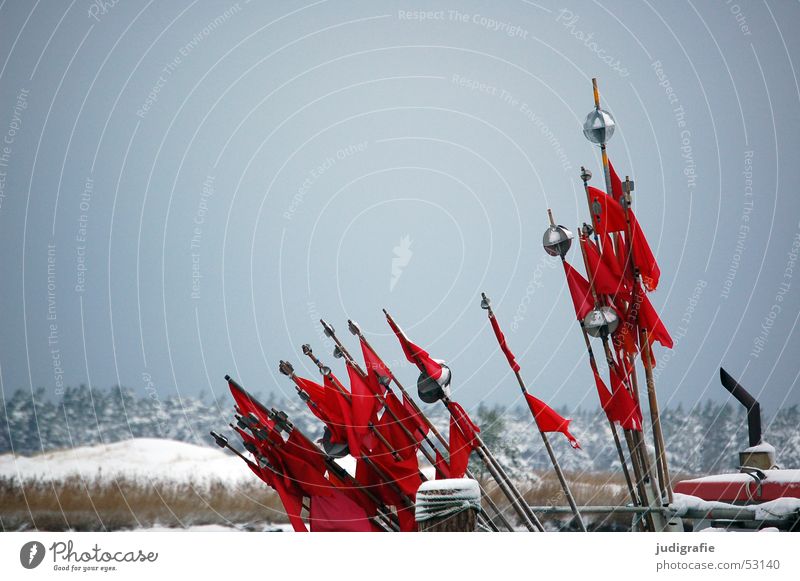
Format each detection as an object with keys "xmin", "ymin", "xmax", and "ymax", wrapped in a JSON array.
[{"xmin": 1, "ymin": 1, "xmax": 798, "ymax": 425}]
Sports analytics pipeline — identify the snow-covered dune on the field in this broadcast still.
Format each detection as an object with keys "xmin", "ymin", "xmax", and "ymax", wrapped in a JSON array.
[{"xmin": 0, "ymin": 438, "xmax": 260, "ymax": 486}]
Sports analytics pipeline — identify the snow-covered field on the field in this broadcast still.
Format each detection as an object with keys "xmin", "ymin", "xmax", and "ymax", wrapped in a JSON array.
[{"xmin": 0, "ymin": 438, "xmax": 260, "ymax": 486}]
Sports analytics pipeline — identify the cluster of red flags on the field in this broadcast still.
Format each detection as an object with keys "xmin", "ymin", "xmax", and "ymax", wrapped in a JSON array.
[
  {"xmin": 558, "ymin": 159, "xmax": 672, "ymax": 431},
  {"xmin": 229, "ymin": 379, "xmax": 380, "ymax": 532}
]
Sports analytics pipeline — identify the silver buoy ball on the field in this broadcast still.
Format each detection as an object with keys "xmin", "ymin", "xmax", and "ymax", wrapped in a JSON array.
[
  {"xmin": 583, "ymin": 108, "xmax": 616, "ymax": 144},
  {"xmin": 543, "ymin": 224, "xmax": 574, "ymax": 258},
  {"xmin": 583, "ymin": 306, "xmax": 620, "ymax": 338}
]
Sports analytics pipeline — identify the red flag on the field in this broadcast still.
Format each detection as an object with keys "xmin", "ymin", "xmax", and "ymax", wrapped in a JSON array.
[
  {"xmin": 592, "ymin": 368, "xmax": 642, "ymax": 431},
  {"xmin": 448, "ymin": 401, "xmax": 480, "ymax": 478},
  {"xmin": 638, "ymin": 285, "xmax": 673, "ymax": 349},
  {"xmin": 608, "ymin": 160, "xmax": 625, "ymax": 202},
  {"xmin": 375, "ymin": 391, "xmax": 419, "ymax": 457},
  {"xmin": 322, "ymin": 373, "xmax": 362, "ymax": 457},
  {"xmin": 434, "ymin": 449, "xmax": 451, "ymax": 479},
  {"xmin": 609, "ymin": 367, "xmax": 643, "ymax": 431},
  {"xmin": 403, "ymin": 392, "xmax": 429, "ymax": 443},
  {"xmin": 309, "ymin": 489, "xmax": 376, "ymax": 532},
  {"xmin": 563, "ymin": 261, "xmax": 593, "ymax": 320},
  {"xmin": 524, "ymin": 393, "xmax": 580, "ymax": 449},
  {"xmin": 581, "ymin": 236, "xmax": 629, "ymax": 297},
  {"xmin": 385, "ymin": 312, "xmax": 443, "ymax": 380},
  {"xmin": 273, "ymin": 476, "xmax": 308, "ymax": 532},
  {"xmin": 346, "ymin": 361, "xmax": 379, "ymax": 452},
  {"xmin": 608, "ymin": 160, "xmax": 660, "ymax": 291},
  {"xmin": 488, "ymin": 312, "xmax": 520, "ymax": 372},
  {"xmin": 228, "ymin": 379, "xmax": 275, "ymax": 431},
  {"xmin": 359, "ymin": 337, "xmax": 393, "ymax": 393},
  {"xmin": 588, "ymin": 185, "xmax": 627, "ymax": 235}
]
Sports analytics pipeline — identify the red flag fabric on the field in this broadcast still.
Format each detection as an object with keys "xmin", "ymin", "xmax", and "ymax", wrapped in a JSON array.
[
  {"xmin": 434, "ymin": 449, "xmax": 451, "ymax": 479},
  {"xmin": 375, "ymin": 391, "xmax": 419, "ymax": 458},
  {"xmin": 638, "ymin": 285, "xmax": 673, "ymax": 349},
  {"xmin": 322, "ymin": 373, "xmax": 362, "ymax": 457},
  {"xmin": 488, "ymin": 312, "xmax": 520, "ymax": 372},
  {"xmin": 588, "ymin": 185, "xmax": 627, "ymax": 235},
  {"xmin": 346, "ymin": 361, "xmax": 379, "ymax": 452},
  {"xmin": 592, "ymin": 368, "xmax": 642, "ymax": 431},
  {"xmin": 608, "ymin": 161, "xmax": 660, "ymax": 291},
  {"xmin": 580, "ymin": 236, "xmax": 629, "ymax": 297},
  {"xmin": 309, "ymin": 489, "xmax": 376, "ymax": 532},
  {"xmin": 524, "ymin": 393, "xmax": 580, "ymax": 449},
  {"xmin": 403, "ymin": 392, "xmax": 429, "ymax": 443},
  {"xmin": 273, "ymin": 475, "xmax": 308, "ymax": 532},
  {"xmin": 228, "ymin": 380, "xmax": 275, "ymax": 431},
  {"xmin": 630, "ymin": 215, "xmax": 660, "ymax": 292},
  {"xmin": 609, "ymin": 160, "xmax": 625, "ymax": 202},
  {"xmin": 359, "ymin": 338, "xmax": 393, "ymax": 394},
  {"xmin": 563, "ymin": 261, "xmax": 594, "ymax": 320},
  {"xmin": 609, "ymin": 367, "xmax": 643, "ymax": 431},
  {"xmin": 448, "ymin": 401, "xmax": 480, "ymax": 478},
  {"xmin": 385, "ymin": 312, "xmax": 443, "ymax": 380}
]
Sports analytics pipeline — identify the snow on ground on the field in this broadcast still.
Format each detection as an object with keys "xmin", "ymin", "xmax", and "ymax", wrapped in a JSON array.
[
  {"xmin": 0, "ymin": 438, "xmax": 260, "ymax": 486},
  {"xmin": 677, "ymin": 469, "xmax": 800, "ymax": 485},
  {"xmin": 671, "ymin": 493, "xmax": 800, "ymax": 519}
]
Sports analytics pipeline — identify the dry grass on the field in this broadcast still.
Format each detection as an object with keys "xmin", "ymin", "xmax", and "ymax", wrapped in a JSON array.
[
  {"xmin": 480, "ymin": 471, "xmax": 634, "ymax": 530},
  {"xmin": 2, "ymin": 471, "xmax": 649, "ymax": 531},
  {"xmin": 0, "ymin": 476, "xmax": 286, "ymax": 531}
]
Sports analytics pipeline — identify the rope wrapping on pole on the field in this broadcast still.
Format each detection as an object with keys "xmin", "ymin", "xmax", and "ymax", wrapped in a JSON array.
[{"xmin": 415, "ymin": 479, "xmax": 482, "ymax": 523}]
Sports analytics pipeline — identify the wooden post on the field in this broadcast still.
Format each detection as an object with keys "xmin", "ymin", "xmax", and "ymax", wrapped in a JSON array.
[{"xmin": 416, "ymin": 479, "xmax": 480, "ymax": 532}]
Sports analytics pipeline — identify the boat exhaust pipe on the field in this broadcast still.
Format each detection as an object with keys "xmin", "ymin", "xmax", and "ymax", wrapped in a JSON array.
[{"xmin": 719, "ymin": 367, "xmax": 761, "ymax": 447}]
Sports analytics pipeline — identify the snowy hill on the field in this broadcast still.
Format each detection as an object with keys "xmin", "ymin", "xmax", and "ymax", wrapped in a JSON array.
[{"xmin": 0, "ymin": 438, "xmax": 259, "ymax": 486}]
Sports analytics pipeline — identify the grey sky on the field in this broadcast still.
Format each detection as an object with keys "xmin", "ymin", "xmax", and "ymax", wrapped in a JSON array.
[{"xmin": 1, "ymin": 1, "xmax": 798, "ymax": 423}]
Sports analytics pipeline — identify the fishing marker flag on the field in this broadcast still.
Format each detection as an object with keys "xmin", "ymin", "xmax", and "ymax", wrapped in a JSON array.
[
  {"xmin": 488, "ymin": 312, "xmax": 520, "ymax": 372},
  {"xmin": 448, "ymin": 401, "xmax": 480, "ymax": 478},
  {"xmin": 525, "ymin": 393, "xmax": 581, "ymax": 448},
  {"xmin": 563, "ymin": 261, "xmax": 594, "ymax": 320},
  {"xmin": 385, "ymin": 311, "xmax": 443, "ymax": 380},
  {"xmin": 359, "ymin": 337, "xmax": 393, "ymax": 394}
]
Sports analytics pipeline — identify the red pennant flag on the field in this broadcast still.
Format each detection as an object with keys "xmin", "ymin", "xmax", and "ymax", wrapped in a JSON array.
[
  {"xmin": 608, "ymin": 160, "xmax": 625, "ymax": 202},
  {"xmin": 375, "ymin": 391, "xmax": 420, "ymax": 458},
  {"xmin": 638, "ymin": 284, "xmax": 673, "ymax": 349},
  {"xmin": 385, "ymin": 312, "xmax": 443, "ymax": 380},
  {"xmin": 359, "ymin": 337, "xmax": 393, "ymax": 394},
  {"xmin": 228, "ymin": 379, "xmax": 275, "ymax": 431},
  {"xmin": 273, "ymin": 475, "xmax": 308, "ymax": 532},
  {"xmin": 488, "ymin": 312, "xmax": 521, "ymax": 372},
  {"xmin": 322, "ymin": 373, "xmax": 362, "ymax": 457},
  {"xmin": 448, "ymin": 401, "xmax": 480, "ymax": 478},
  {"xmin": 403, "ymin": 392, "xmax": 429, "ymax": 443},
  {"xmin": 434, "ymin": 449, "xmax": 451, "ymax": 479},
  {"xmin": 592, "ymin": 368, "xmax": 642, "ymax": 431},
  {"xmin": 581, "ymin": 236, "xmax": 629, "ymax": 298},
  {"xmin": 524, "ymin": 393, "xmax": 580, "ymax": 448},
  {"xmin": 563, "ymin": 261, "xmax": 594, "ymax": 320},
  {"xmin": 346, "ymin": 361, "xmax": 379, "ymax": 452},
  {"xmin": 309, "ymin": 489, "xmax": 376, "ymax": 532},
  {"xmin": 588, "ymin": 185, "xmax": 627, "ymax": 235},
  {"xmin": 608, "ymin": 160, "xmax": 660, "ymax": 291}
]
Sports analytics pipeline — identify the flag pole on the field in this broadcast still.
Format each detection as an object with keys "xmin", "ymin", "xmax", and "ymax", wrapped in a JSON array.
[
  {"xmin": 479, "ymin": 292, "xmax": 587, "ymax": 531},
  {"xmin": 345, "ymin": 319, "xmax": 517, "ymax": 531},
  {"xmin": 620, "ymin": 175, "xmax": 673, "ymax": 503},
  {"xmin": 318, "ymin": 319, "xmax": 507, "ymax": 532},
  {"xmin": 575, "ymin": 223, "xmax": 657, "ymax": 531},
  {"xmin": 382, "ymin": 309, "xmax": 544, "ymax": 531},
  {"xmin": 545, "ymin": 209, "xmax": 641, "ymax": 515}
]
